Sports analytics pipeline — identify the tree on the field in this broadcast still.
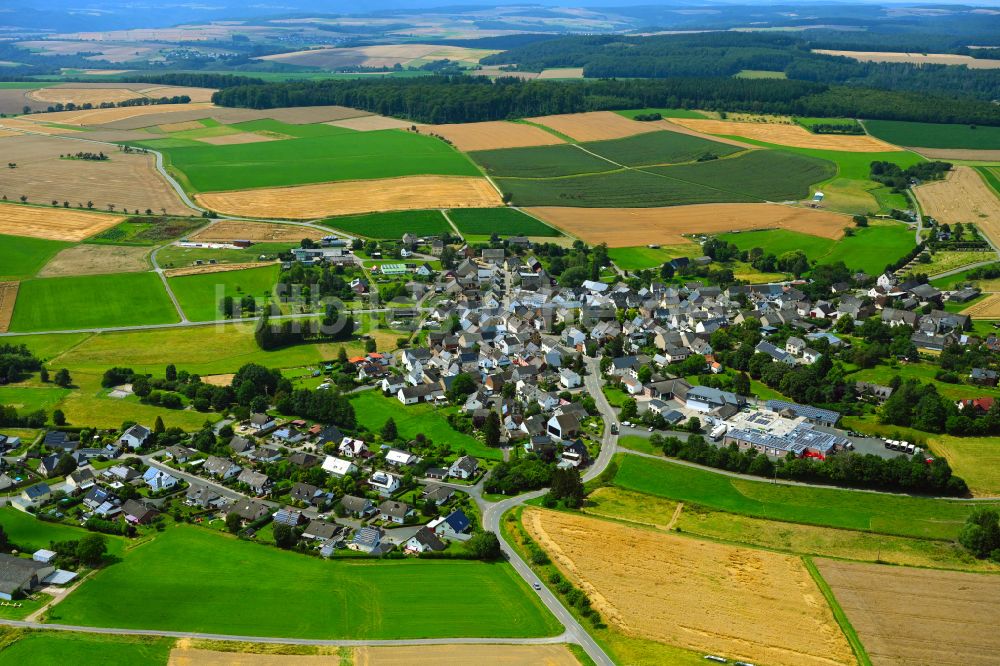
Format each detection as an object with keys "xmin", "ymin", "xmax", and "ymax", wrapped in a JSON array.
[
  {"xmin": 54, "ymin": 453, "xmax": 77, "ymax": 476},
  {"xmin": 132, "ymin": 375, "xmax": 151, "ymax": 398},
  {"xmin": 733, "ymin": 372, "xmax": 751, "ymax": 397},
  {"xmin": 52, "ymin": 409, "xmax": 66, "ymax": 426},
  {"xmin": 225, "ymin": 513, "xmax": 242, "ymax": 534},
  {"xmin": 153, "ymin": 415, "xmax": 165, "ymax": 434},
  {"xmin": 959, "ymin": 508, "xmax": 1000, "ymax": 559},
  {"xmin": 620, "ymin": 398, "xmax": 638, "ymax": 420},
  {"xmin": 550, "ymin": 467, "xmax": 585, "ymax": 507},
  {"xmin": 465, "ymin": 530, "xmax": 502, "ymax": 561},
  {"xmin": 76, "ymin": 534, "xmax": 107, "ymax": 567},
  {"xmin": 39, "ymin": 367, "xmax": 49, "ymax": 383},
  {"xmin": 484, "ymin": 411, "xmax": 501, "ymax": 448},
  {"xmin": 637, "ymin": 365, "xmax": 653, "ymax": 383},
  {"xmin": 273, "ymin": 523, "xmax": 297, "ymax": 549},
  {"xmin": 165, "ymin": 364, "xmax": 177, "ymax": 381},
  {"xmin": 447, "ymin": 372, "xmax": 476, "ymax": 403},
  {"xmin": 53, "ymin": 368, "xmax": 72, "ymax": 387},
  {"xmin": 381, "ymin": 417, "xmax": 398, "ymax": 441},
  {"xmin": 852, "ymin": 214, "xmax": 869, "ymax": 227}
]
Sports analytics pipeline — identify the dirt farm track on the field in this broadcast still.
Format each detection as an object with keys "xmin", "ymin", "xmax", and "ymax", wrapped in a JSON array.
[
  {"xmin": 816, "ymin": 558, "xmax": 1000, "ymax": 666},
  {"xmin": 526, "ymin": 203, "xmax": 848, "ymax": 247},
  {"xmin": 523, "ymin": 509, "xmax": 854, "ymax": 666}
]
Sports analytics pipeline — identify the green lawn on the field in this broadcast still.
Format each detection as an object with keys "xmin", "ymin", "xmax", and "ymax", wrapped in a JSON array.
[
  {"xmin": 351, "ymin": 391, "xmax": 502, "ymax": 461},
  {"xmin": 864, "ymin": 120, "xmax": 1000, "ymax": 150},
  {"xmin": 0, "ymin": 385, "xmax": 70, "ymax": 414},
  {"xmin": 848, "ymin": 362, "xmax": 1000, "ymax": 401},
  {"xmin": 0, "ymin": 234, "xmax": 71, "ymax": 281},
  {"xmin": 734, "ymin": 69, "xmax": 787, "ymax": 79},
  {"xmin": 143, "ymin": 127, "xmax": 480, "ymax": 193},
  {"xmin": 0, "ymin": 508, "xmax": 126, "ymax": 556},
  {"xmin": 447, "ymin": 208, "xmax": 560, "ymax": 237},
  {"xmin": 155, "ymin": 242, "xmax": 296, "ymax": 269},
  {"xmin": 607, "ymin": 245, "xmax": 698, "ymax": 271},
  {"xmin": 9, "ymin": 273, "xmax": 179, "ymax": 332},
  {"xmin": 52, "ymin": 526, "xmax": 558, "ymax": 639},
  {"xmin": 0, "ymin": 631, "xmax": 172, "ymax": 665},
  {"xmin": 931, "ymin": 261, "xmax": 1000, "ymax": 289},
  {"xmin": 719, "ymin": 221, "xmax": 914, "ymax": 275},
  {"xmin": 320, "ymin": 210, "xmax": 451, "ymax": 239},
  {"xmin": 168, "ymin": 264, "xmax": 279, "ymax": 322},
  {"xmin": 612, "ymin": 454, "xmax": 999, "ymax": 540}
]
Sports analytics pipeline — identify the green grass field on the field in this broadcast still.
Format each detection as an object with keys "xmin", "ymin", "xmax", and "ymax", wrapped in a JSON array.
[
  {"xmin": 719, "ymin": 221, "xmax": 914, "ymax": 275},
  {"xmin": 0, "ymin": 385, "xmax": 70, "ymax": 414},
  {"xmin": 0, "ymin": 234, "xmax": 71, "ymax": 281},
  {"xmin": 146, "ymin": 127, "xmax": 480, "ymax": 193},
  {"xmin": 930, "ymin": 261, "xmax": 1000, "ymax": 289},
  {"xmin": 320, "ymin": 210, "xmax": 451, "ymax": 239},
  {"xmin": 52, "ymin": 526, "xmax": 558, "ymax": 638},
  {"xmin": 447, "ymin": 208, "xmax": 560, "ymax": 237},
  {"xmin": 9, "ymin": 273, "xmax": 178, "ymax": 332},
  {"xmin": 168, "ymin": 264, "xmax": 279, "ymax": 322},
  {"xmin": 471, "ymin": 144, "xmax": 617, "ymax": 178},
  {"xmin": 496, "ymin": 149, "xmax": 834, "ymax": 208},
  {"xmin": 0, "ymin": 631, "xmax": 172, "ymax": 666},
  {"xmin": 616, "ymin": 108, "xmax": 709, "ymax": 120},
  {"xmin": 607, "ymin": 244, "xmax": 699, "ymax": 271},
  {"xmin": 155, "ymin": 242, "xmax": 296, "ymax": 269},
  {"xmin": 864, "ymin": 120, "xmax": 1000, "ymax": 150},
  {"xmin": 977, "ymin": 166, "xmax": 1000, "ymax": 197},
  {"xmin": 0, "ymin": 508, "xmax": 126, "ymax": 556},
  {"xmin": 612, "ymin": 454, "xmax": 998, "ymax": 540},
  {"xmin": 351, "ymin": 391, "xmax": 502, "ymax": 461},
  {"xmin": 583, "ymin": 131, "xmax": 743, "ymax": 167},
  {"xmin": 735, "ymin": 69, "xmax": 787, "ymax": 79}
]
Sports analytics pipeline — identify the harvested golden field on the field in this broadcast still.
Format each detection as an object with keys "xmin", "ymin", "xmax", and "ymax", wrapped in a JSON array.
[
  {"xmin": 169, "ymin": 647, "xmax": 336, "ymax": 665},
  {"xmin": 164, "ymin": 262, "xmax": 274, "ymax": 278},
  {"xmin": 654, "ymin": 120, "xmax": 758, "ymax": 149},
  {"xmin": 197, "ymin": 132, "xmax": 277, "ymax": 146},
  {"xmin": 909, "ymin": 147, "xmax": 1000, "ymax": 161},
  {"xmin": 526, "ymin": 203, "xmax": 848, "ymax": 247},
  {"xmin": 27, "ymin": 87, "xmax": 142, "ymax": 106},
  {"xmin": 21, "ymin": 102, "xmax": 216, "ymax": 127},
  {"xmin": 421, "ymin": 120, "xmax": 565, "ymax": 151},
  {"xmin": 38, "ymin": 244, "xmax": 150, "ymax": 277},
  {"xmin": 327, "ymin": 115, "xmax": 412, "ymax": 132},
  {"xmin": 523, "ymin": 509, "xmax": 853, "ymax": 666},
  {"xmin": 813, "ymin": 49, "xmax": 1000, "ymax": 69},
  {"xmin": 199, "ymin": 373, "xmax": 235, "ymax": 387},
  {"xmin": 927, "ymin": 178, "xmax": 1000, "ymax": 248},
  {"xmin": 355, "ymin": 645, "xmax": 580, "ymax": 666},
  {"xmin": 962, "ymin": 293, "xmax": 1000, "ymax": 318},
  {"xmin": 0, "ymin": 134, "xmax": 195, "ymax": 215},
  {"xmin": 528, "ymin": 111, "xmax": 659, "ymax": 142},
  {"xmin": 197, "ymin": 176, "xmax": 503, "ymax": 219},
  {"xmin": 537, "ymin": 67, "xmax": 585, "ymax": 79},
  {"xmin": 190, "ymin": 221, "xmax": 325, "ymax": 243},
  {"xmin": 474, "ymin": 66, "xmax": 539, "ymax": 80},
  {"xmin": 0, "ymin": 282, "xmax": 18, "ymax": 333},
  {"xmin": 816, "ymin": 558, "xmax": 1000, "ymax": 666},
  {"xmin": 0, "ymin": 203, "xmax": 123, "ymax": 242},
  {"xmin": 0, "ymin": 118, "xmax": 78, "ymax": 135},
  {"xmin": 261, "ymin": 44, "xmax": 499, "ymax": 68},
  {"xmin": 669, "ymin": 118, "xmax": 902, "ymax": 151},
  {"xmin": 915, "ymin": 166, "xmax": 1000, "ymax": 248}
]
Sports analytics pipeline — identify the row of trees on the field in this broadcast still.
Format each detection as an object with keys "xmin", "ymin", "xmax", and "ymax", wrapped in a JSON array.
[
  {"xmin": 211, "ymin": 75, "xmax": 1000, "ymax": 127},
  {"xmin": 653, "ymin": 434, "xmax": 968, "ymax": 496}
]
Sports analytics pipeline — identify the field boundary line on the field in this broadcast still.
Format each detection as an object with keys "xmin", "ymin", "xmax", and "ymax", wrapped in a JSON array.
[
  {"xmin": 440, "ymin": 209, "xmax": 464, "ymax": 241},
  {"xmin": 665, "ymin": 502, "xmax": 684, "ymax": 531},
  {"xmin": 802, "ymin": 557, "xmax": 872, "ymax": 666},
  {"xmin": 0, "ymin": 281, "xmax": 18, "ymax": 333}
]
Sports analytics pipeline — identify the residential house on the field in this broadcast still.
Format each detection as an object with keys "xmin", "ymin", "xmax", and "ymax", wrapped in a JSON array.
[
  {"xmin": 378, "ymin": 500, "xmax": 413, "ymax": 525},
  {"xmin": 302, "ymin": 520, "xmax": 344, "ymax": 542},
  {"xmin": 249, "ymin": 413, "xmax": 276, "ymax": 432},
  {"xmin": 350, "ymin": 526, "xmax": 385, "ymax": 554},
  {"xmin": 142, "ymin": 467, "xmax": 177, "ymax": 492},
  {"xmin": 970, "ymin": 368, "xmax": 999, "ymax": 387},
  {"xmin": 290, "ymin": 482, "xmax": 325, "ymax": 506},
  {"xmin": 38, "ymin": 454, "xmax": 61, "ymax": 478},
  {"xmin": 685, "ymin": 386, "xmax": 743, "ymax": 414},
  {"xmin": 422, "ymin": 484, "xmax": 455, "ymax": 506},
  {"xmin": 185, "ymin": 484, "xmax": 224, "ymax": 509},
  {"xmin": 339, "ymin": 495, "xmax": 376, "ymax": 518},
  {"xmin": 20, "ymin": 483, "xmax": 51, "ymax": 506},
  {"xmin": 122, "ymin": 499, "xmax": 158, "ymax": 525},
  {"xmin": 385, "ymin": 448, "xmax": 418, "ymax": 467},
  {"xmin": 547, "ymin": 413, "xmax": 581, "ymax": 441},
  {"xmin": 203, "ymin": 456, "xmax": 241, "ymax": 480},
  {"xmin": 368, "ymin": 471, "xmax": 400, "ymax": 497},
  {"xmin": 430, "ymin": 509, "xmax": 471, "ymax": 537},
  {"xmin": 856, "ymin": 381, "xmax": 894, "ymax": 403},
  {"xmin": 165, "ymin": 445, "xmax": 196, "ymax": 463},
  {"xmin": 65, "ymin": 467, "xmax": 96, "ymax": 492},
  {"xmin": 404, "ymin": 527, "xmax": 446, "ymax": 553},
  {"xmin": 236, "ymin": 469, "xmax": 271, "ymax": 495},
  {"xmin": 273, "ymin": 507, "xmax": 306, "ymax": 527},
  {"xmin": 338, "ymin": 437, "xmax": 369, "ymax": 459},
  {"xmin": 321, "ymin": 456, "xmax": 357, "ymax": 478},
  {"xmin": 229, "ymin": 436, "xmax": 254, "ymax": 456},
  {"xmin": 449, "ymin": 455, "xmax": 479, "ymax": 480},
  {"xmin": 119, "ymin": 424, "xmax": 151, "ymax": 450},
  {"xmin": 226, "ymin": 499, "xmax": 270, "ymax": 523}
]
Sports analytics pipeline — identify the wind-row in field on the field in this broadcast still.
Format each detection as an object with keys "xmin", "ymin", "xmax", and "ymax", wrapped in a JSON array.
[
  {"xmin": 528, "ymin": 203, "xmax": 847, "ymax": 247},
  {"xmin": 523, "ymin": 508, "xmax": 854, "ymax": 666}
]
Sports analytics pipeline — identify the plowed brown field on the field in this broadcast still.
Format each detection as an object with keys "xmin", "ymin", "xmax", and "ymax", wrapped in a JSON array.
[
  {"xmin": 914, "ymin": 166, "xmax": 1000, "ymax": 248},
  {"xmin": 909, "ymin": 147, "xmax": 1000, "ymax": 161},
  {"xmin": 189, "ymin": 221, "xmax": 325, "ymax": 243},
  {"xmin": 0, "ymin": 134, "xmax": 194, "ymax": 215},
  {"xmin": 419, "ymin": 120, "xmax": 565, "ymax": 151},
  {"xmin": 669, "ymin": 118, "xmax": 902, "ymax": 151},
  {"xmin": 0, "ymin": 282, "xmax": 18, "ymax": 333},
  {"xmin": 196, "ymin": 176, "xmax": 503, "ymax": 219},
  {"xmin": 526, "ymin": 203, "xmax": 848, "ymax": 246},
  {"xmin": 523, "ymin": 509, "xmax": 853, "ymax": 666},
  {"xmin": 527, "ymin": 111, "xmax": 660, "ymax": 142},
  {"xmin": 0, "ymin": 203, "xmax": 123, "ymax": 241},
  {"xmin": 816, "ymin": 558, "xmax": 1000, "ymax": 666}
]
